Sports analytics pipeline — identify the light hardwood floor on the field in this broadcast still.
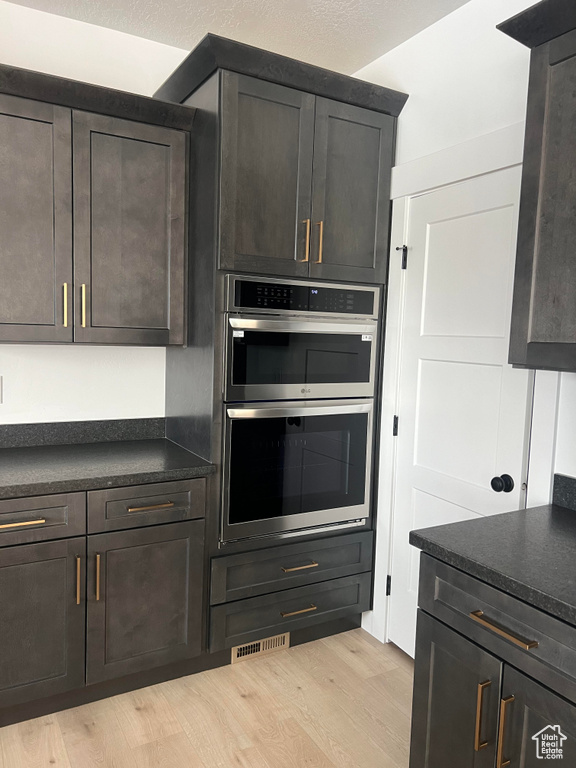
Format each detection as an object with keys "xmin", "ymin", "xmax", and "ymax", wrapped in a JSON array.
[{"xmin": 0, "ymin": 629, "xmax": 414, "ymax": 768}]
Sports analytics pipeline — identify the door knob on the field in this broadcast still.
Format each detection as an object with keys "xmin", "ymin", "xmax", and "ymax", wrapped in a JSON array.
[{"xmin": 491, "ymin": 474, "xmax": 514, "ymax": 493}]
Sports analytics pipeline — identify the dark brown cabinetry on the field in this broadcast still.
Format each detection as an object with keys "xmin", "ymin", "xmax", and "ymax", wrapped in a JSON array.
[
  {"xmin": 0, "ymin": 94, "xmax": 72, "ymax": 343},
  {"xmin": 0, "ymin": 538, "xmax": 86, "ymax": 708},
  {"xmin": 0, "ymin": 76, "xmax": 189, "ymax": 346},
  {"xmin": 219, "ymin": 73, "xmax": 394, "ymax": 284},
  {"xmin": 86, "ymin": 520, "xmax": 204, "ymax": 683},
  {"xmin": 500, "ymin": 4, "xmax": 576, "ymax": 370},
  {"xmin": 410, "ymin": 554, "xmax": 576, "ymax": 767}
]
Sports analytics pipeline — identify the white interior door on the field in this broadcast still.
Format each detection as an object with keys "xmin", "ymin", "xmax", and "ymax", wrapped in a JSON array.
[{"xmin": 387, "ymin": 166, "xmax": 533, "ymax": 657}]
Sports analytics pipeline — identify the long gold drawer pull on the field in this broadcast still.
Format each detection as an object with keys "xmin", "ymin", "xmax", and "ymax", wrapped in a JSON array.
[
  {"xmin": 281, "ymin": 561, "xmax": 319, "ymax": 573},
  {"xmin": 81, "ymin": 284, "xmax": 87, "ymax": 328},
  {"xmin": 96, "ymin": 553, "xmax": 101, "ymax": 602},
  {"xmin": 470, "ymin": 610, "xmax": 539, "ymax": 650},
  {"xmin": 281, "ymin": 604, "xmax": 317, "ymax": 618},
  {"xmin": 300, "ymin": 218, "xmax": 311, "ymax": 262},
  {"xmin": 315, "ymin": 220, "xmax": 324, "ymax": 263},
  {"xmin": 76, "ymin": 556, "xmax": 81, "ymax": 606},
  {"xmin": 0, "ymin": 518, "xmax": 46, "ymax": 530},
  {"xmin": 474, "ymin": 680, "xmax": 491, "ymax": 751},
  {"xmin": 63, "ymin": 283, "xmax": 68, "ymax": 328},
  {"xmin": 497, "ymin": 696, "xmax": 514, "ymax": 768},
  {"xmin": 126, "ymin": 501, "xmax": 175, "ymax": 513}
]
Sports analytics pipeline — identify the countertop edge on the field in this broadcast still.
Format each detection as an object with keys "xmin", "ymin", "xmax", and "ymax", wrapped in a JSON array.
[{"xmin": 409, "ymin": 529, "xmax": 576, "ymax": 627}]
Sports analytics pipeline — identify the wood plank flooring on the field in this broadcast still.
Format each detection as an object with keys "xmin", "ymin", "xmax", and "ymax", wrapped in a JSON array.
[{"xmin": 0, "ymin": 629, "xmax": 413, "ymax": 768}]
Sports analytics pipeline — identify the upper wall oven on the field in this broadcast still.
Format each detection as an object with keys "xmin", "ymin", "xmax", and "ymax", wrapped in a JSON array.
[{"xmin": 225, "ymin": 276, "xmax": 380, "ymax": 402}]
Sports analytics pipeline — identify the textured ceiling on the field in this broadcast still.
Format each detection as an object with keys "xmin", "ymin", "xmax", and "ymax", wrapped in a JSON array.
[{"xmin": 6, "ymin": 0, "xmax": 471, "ymax": 74}]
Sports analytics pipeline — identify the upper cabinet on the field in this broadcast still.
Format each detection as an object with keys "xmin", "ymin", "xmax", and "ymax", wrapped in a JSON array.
[
  {"xmin": 154, "ymin": 35, "xmax": 407, "ymax": 286},
  {"xmin": 500, "ymin": 2, "xmax": 576, "ymax": 370},
  {"xmin": 0, "ymin": 69, "xmax": 192, "ymax": 347},
  {"xmin": 219, "ymin": 74, "xmax": 394, "ymax": 283}
]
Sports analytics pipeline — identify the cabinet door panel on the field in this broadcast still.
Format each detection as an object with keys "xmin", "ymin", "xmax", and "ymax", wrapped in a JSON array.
[
  {"xmin": 310, "ymin": 98, "xmax": 394, "ymax": 284},
  {"xmin": 0, "ymin": 538, "xmax": 85, "ymax": 708},
  {"xmin": 500, "ymin": 666, "xmax": 576, "ymax": 766},
  {"xmin": 86, "ymin": 521, "xmax": 204, "ymax": 683},
  {"xmin": 73, "ymin": 111, "xmax": 186, "ymax": 345},
  {"xmin": 219, "ymin": 72, "xmax": 314, "ymax": 277},
  {"xmin": 410, "ymin": 611, "xmax": 501, "ymax": 768},
  {"xmin": 0, "ymin": 94, "xmax": 72, "ymax": 342}
]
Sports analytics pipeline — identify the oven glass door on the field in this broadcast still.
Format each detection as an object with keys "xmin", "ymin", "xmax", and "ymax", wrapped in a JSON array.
[
  {"xmin": 226, "ymin": 317, "xmax": 377, "ymax": 401},
  {"xmin": 223, "ymin": 401, "xmax": 372, "ymax": 541}
]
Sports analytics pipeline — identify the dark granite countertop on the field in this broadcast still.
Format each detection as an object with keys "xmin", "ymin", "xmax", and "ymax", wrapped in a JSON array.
[
  {"xmin": 410, "ymin": 503, "xmax": 576, "ymax": 626},
  {"xmin": 0, "ymin": 439, "xmax": 215, "ymax": 500}
]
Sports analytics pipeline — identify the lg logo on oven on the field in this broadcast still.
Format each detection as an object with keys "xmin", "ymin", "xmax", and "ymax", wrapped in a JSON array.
[
  {"xmin": 532, "ymin": 725, "xmax": 567, "ymax": 759},
  {"xmin": 300, "ymin": 388, "xmax": 311, "ymax": 394}
]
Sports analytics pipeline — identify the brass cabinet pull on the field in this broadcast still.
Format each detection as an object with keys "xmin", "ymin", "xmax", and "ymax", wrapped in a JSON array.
[
  {"xmin": 474, "ymin": 680, "xmax": 491, "ymax": 751},
  {"xmin": 81, "ymin": 284, "xmax": 87, "ymax": 328},
  {"xmin": 0, "ymin": 518, "xmax": 46, "ymax": 530},
  {"xmin": 470, "ymin": 610, "xmax": 539, "ymax": 650},
  {"xmin": 63, "ymin": 283, "xmax": 68, "ymax": 328},
  {"xmin": 281, "ymin": 561, "xmax": 319, "ymax": 573},
  {"xmin": 126, "ymin": 501, "xmax": 175, "ymax": 513},
  {"xmin": 497, "ymin": 696, "xmax": 514, "ymax": 768},
  {"xmin": 96, "ymin": 553, "xmax": 101, "ymax": 601},
  {"xmin": 299, "ymin": 218, "xmax": 311, "ymax": 262},
  {"xmin": 76, "ymin": 556, "xmax": 81, "ymax": 605},
  {"xmin": 280, "ymin": 603, "xmax": 317, "ymax": 618},
  {"xmin": 315, "ymin": 220, "xmax": 324, "ymax": 263}
]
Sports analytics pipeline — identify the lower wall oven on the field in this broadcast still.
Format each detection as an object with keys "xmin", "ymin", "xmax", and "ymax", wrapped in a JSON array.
[{"xmin": 221, "ymin": 399, "xmax": 373, "ymax": 543}]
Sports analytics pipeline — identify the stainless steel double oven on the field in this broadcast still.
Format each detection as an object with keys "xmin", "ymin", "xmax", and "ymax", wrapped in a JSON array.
[{"xmin": 221, "ymin": 275, "xmax": 380, "ymax": 544}]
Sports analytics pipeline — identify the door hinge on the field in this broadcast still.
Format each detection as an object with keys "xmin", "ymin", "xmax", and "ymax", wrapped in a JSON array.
[
  {"xmin": 386, "ymin": 575, "xmax": 392, "ymax": 596},
  {"xmin": 393, "ymin": 415, "xmax": 399, "ymax": 436},
  {"xmin": 396, "ymin": 245, "xmax": 408, "ymax": 269}
]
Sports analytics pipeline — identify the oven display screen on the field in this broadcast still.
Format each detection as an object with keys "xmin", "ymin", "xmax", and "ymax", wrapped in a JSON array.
[{"xmin": 235, "ymin": 280, "xmax": 374, "ymax": 315}]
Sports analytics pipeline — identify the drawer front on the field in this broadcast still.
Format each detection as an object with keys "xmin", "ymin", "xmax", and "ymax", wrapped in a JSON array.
[
  {"xmin": 210, "ymin": 572, "xmax": 371, "ymax": 651},
  {"xmin": 88, "ymin": 478, "xmax": 205, "ymax": 533},
  {"xmin": 211, "ymin": 531, "xmax": 374, "ymax": 604},
  {"xmin": 0, "ymin": 493, "xmax": 86, "ymax": 546},
  {"xmin": 420, "ymin": 554, "xmax": 576, "ymax": 706}
]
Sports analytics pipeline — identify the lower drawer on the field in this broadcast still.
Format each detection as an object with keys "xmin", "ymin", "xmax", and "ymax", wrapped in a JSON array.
[{"xmin": 210, "ymin": 572, "xmax": 371, "ymax": 651}]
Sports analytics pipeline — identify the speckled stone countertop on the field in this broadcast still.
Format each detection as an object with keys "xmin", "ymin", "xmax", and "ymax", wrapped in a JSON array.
[
  {"xmin": 0, "ymin": 439, "xmax": 215, "ymax": 500},
  {"xmin": 410, "ymin": 499, "xmax": 576, "ymax": 627}
]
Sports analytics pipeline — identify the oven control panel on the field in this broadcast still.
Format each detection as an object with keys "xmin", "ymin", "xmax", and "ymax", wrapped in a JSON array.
[{"xmin": 233, "ymin": 279, "xmax": 376, "ymax": 316}]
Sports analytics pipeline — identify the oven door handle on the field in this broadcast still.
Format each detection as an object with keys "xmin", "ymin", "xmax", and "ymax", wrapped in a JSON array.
[
  {"xmin": 227, "ymin": 402, "xmax": 373, "ymax": 419},
  {"xmin": 229, "ymin": 317, "xmax": 377, "ymax": 335}
]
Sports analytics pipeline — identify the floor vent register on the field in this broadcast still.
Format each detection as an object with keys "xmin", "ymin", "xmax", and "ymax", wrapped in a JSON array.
[{"xmin": 231, "ymin": 632, "xmax": 290, "ymax": 663}]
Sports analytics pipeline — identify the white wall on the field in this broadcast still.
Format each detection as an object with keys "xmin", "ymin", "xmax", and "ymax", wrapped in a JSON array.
[{"xmin": 0, "ymin": 1, "xmax": 188, "ymax": 424}]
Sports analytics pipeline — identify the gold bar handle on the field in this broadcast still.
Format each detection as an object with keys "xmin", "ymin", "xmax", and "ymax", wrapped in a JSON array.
[
  {"xmin": 96, "ymin": 553, "xmax": 101, "ymax": 602},
  {"xmin": 63, "ymin": 283, "xmax": 68, "ymax": 328},
  {"xmin": 127, "ymin": 501, "xmax": 175, "ymax": 513},
  {"xmin": 76, "ymin": 555, "xmax": 81, "ymax": 606},
  {"xmin": 497, "ymin": 695, "xmax": 514, "ymax": 768},
  {"xmin": 299, "ymin": 218, "xmax": 311, "ymax": 262},
  {"xmin": 0, "ymin": 518, "xmax": 46, "ymax": 530},
  {"xmin": 280, "ymin": 604, "xmax": 317, "ymax": 618},
  {"xmin": 281, "ymin": 561, "xmax": 319, "ymax": 573},
  {"xmin": 470, "ymin": 610, "xmax": 539, "ymax": 650},
  {"xmin": 81, "ymin": 284, "xmax": 87, "ymax": 328},
  {"xmin": 474, "ymin": 680, "xmax": 491, "ymax": 751},
  {"xmin": 315, "ymin": 220, "xmax": 324, "ymax": 264}
]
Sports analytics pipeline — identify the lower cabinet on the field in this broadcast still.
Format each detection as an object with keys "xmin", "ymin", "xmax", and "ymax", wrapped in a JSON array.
[
  {"xmin": 0, "ymin": 537, "xmax": 86, "ymax": 707},
  {"xmin": 410, "ymin": 611, "xmax": 576, "ymax": 767},
  {"xmin": 86, "ymin": 520, "xmax": 205, "ymax": 683}
]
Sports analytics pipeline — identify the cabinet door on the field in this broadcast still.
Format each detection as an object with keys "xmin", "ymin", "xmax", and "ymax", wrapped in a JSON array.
[
  {"xmin": 310, "ymin": 98, "xmax": 394, "ymax": 284},
  {"xmin": 0, "ymin": 537, "xmax": 85, "ymax": 708},
  {"xmin": 219, "ymin": 72, "xmax": 315, "ymax": 277},
  {"xmin": 510, "ymin": 32, "xmax": 576, "ymax": 370},
  {"xmin": 0, "ymin": 94, "xmax": 72, "ymax": 343},
  {"xmin": 410, "ymin": 611, "xmax": 501, "ymax": 768},
  {"xmin": 86, "ymin": 520, "xmax": 204, "ymax": 684},
  {"xmin": 499, "ymin": 666, "xmax": 576, "ymax": 766},
  {"xmin": 73, "ymin": 111, "xmax": 187, "ymax": 345}
]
